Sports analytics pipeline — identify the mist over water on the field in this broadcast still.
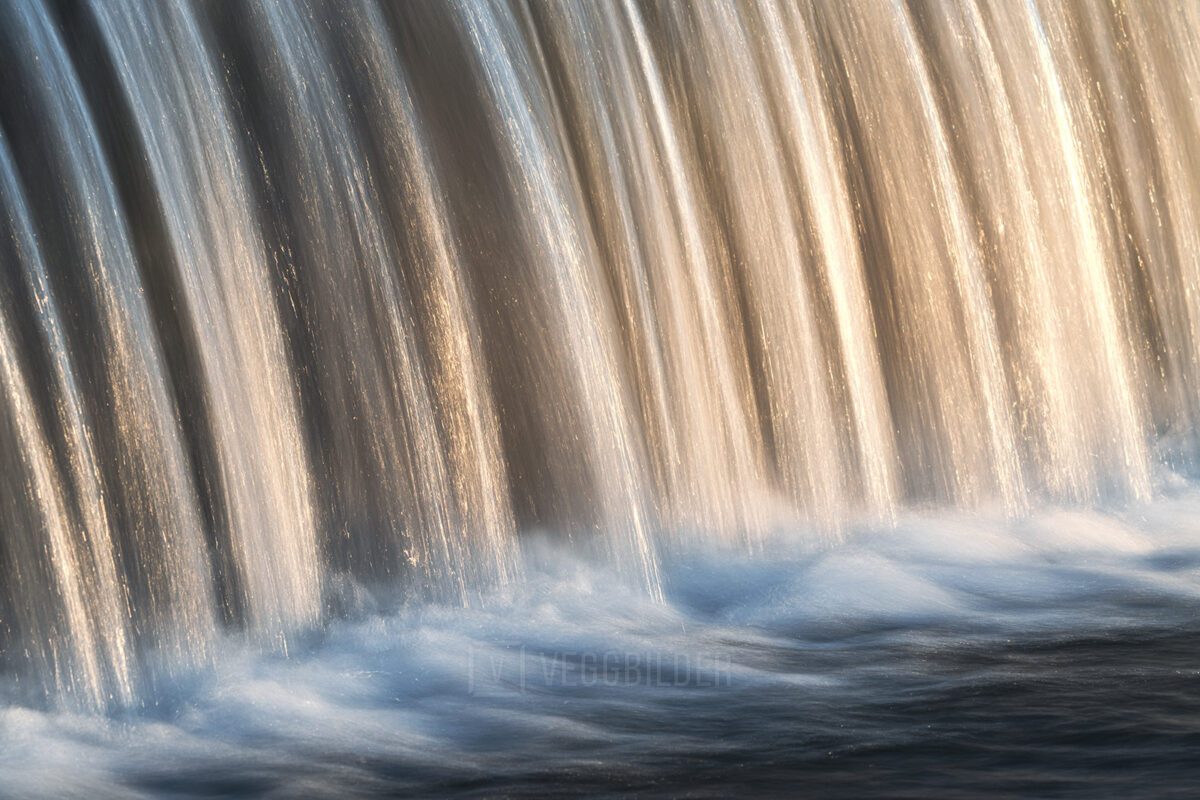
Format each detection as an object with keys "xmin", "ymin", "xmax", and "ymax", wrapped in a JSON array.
[
  {"xmin": 6, "ymin": 495, "xmax": 1200, "ymax": 797},
  {"xmin": 1, "ymin": 0, "xmax": 1200, "ymax": 794}
]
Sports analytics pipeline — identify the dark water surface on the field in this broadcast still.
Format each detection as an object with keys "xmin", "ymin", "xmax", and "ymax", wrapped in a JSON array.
[
  {"xmin": 6, "ymin": 497, "xmax": 1200, "ymax": 798},
  {"xmin": 3, "ymin": 2, "xmax": 1200, "ymax": 796}
]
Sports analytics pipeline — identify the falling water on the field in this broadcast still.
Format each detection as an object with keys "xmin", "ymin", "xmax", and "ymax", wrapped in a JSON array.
[{"xmin": 1, "ymin": 0, "xmax": 1198, "ymax": 712}]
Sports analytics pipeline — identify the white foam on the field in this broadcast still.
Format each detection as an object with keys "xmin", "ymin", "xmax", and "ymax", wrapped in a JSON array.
[{"xmin": 4, "ymin": 492, "xmax": 1200, "ymax": 796}]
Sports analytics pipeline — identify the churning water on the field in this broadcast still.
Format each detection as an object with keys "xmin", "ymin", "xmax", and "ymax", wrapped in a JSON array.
[
  {"xmin": 1, "ymin": 0, "xmax": 1200, "ymax": 795},
  {"xmin": 6, "ymin": 495, "xmax": 1200, "ymax": 797}
]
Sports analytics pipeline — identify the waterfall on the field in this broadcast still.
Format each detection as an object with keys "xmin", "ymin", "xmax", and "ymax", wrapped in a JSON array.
[{"xmin": 1, "ymin": 0, "xmax": 1198, "ymax": 711}]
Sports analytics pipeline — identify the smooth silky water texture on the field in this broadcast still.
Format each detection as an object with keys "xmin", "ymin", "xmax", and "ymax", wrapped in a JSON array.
[
  {"xmin": 4, "ymin": 493, "xmax": 1200, "ymax": 797},
  {"xmin": 1, "ymin": 0, "xmax": 1199, "ymax": 795}
]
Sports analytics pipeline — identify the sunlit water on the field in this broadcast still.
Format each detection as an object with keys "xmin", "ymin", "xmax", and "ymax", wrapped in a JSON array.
[
  {"xmin": 6, "ymin": 486, "xmax": 1200, "ymax": 798},
  {"xmin": 3, "ymin": 1, "xmax": 1200, "ymax": 794}
]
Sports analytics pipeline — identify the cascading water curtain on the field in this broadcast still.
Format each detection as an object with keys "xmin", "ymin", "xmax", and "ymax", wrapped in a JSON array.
[{"xmin": 2, "ymin": 0, "xmax": 1199, "ymax": 711}]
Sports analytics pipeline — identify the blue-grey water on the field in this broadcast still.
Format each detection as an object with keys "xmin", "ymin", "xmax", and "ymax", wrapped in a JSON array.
[
  {"xmin": 3, "ymin": 0, "xmax": 1200, "ymax": 795},
  {"xmin": 6, "ymin": 488, "xmax": 1200, "ymax": 797}
]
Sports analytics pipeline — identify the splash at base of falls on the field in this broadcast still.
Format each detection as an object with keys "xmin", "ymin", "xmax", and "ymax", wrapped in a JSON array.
[{"xmin": 5, "ymin": 489, "xmax": 1200, "ymax": 798}]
